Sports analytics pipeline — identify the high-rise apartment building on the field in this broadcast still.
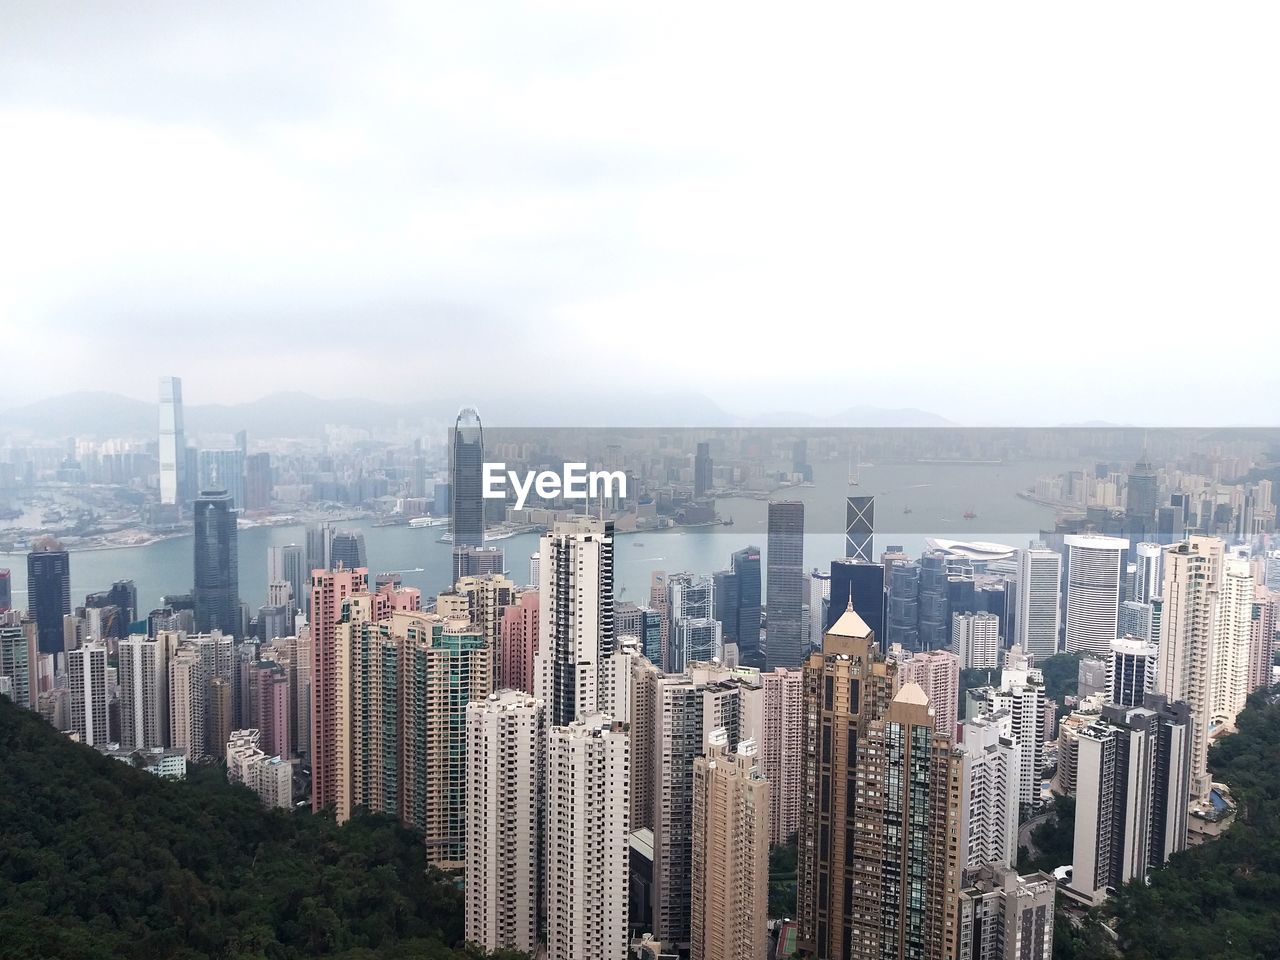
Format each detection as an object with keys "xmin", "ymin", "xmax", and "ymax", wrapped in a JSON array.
[
  {"xmin": 534, "ymin": 517, "xmax": 615, "ymax": 727},
  {"xmin": 193, "ymin": 489, "xmax": 240, "ymax": 635},
  {"xmin": 953, "ymin": 612, "xmax": 1000, "ymax": 671},
  {"xmin": 765, "ymin": 501, "xmax": 804, "ymax": 670},
  {"xmin": 119, "ymin": 633, "xmax": 174, "ymax": 749},
  {"xmin": 1134, "ymin": 542, "xmax": 1162, "ymax": 604},
  {"xmin": 959, "ymin": 712, "xmax": 1020, "ymax": 869},
  {"xmin": 0, "ymin": 623, "xmax": 35, "ymax": 709},
  {"xmin": 1211, "ymin": 555, "xmax": 1254, "ymax": 732},
  {"xmin": 1064, "ymin": 535, "xmax": 1127, "ymax": 655},
  {"xmin": 1155, "ymin": 536, "xmax": 1222, "ymax": 799},
  {"xmin": 465, "ymin": 690, "xmax": 545, "ymax": 955},
  {"xmin": 899, "ymin": 648, "xmax": 961, "ymax": 737},
  {"xmin": 761, "ymin": 667, "xmax": 805, "ymax": 845},
  {"xmin": 1014, "ymin": 548, "xmax": 1061, "ymax": 660},
  {"xmin": 1109, "ymin": 635, "xmax": 1157, "ymax": 708},
  {"xmin": 956, "ymin": 864, "xmax": 1055, "ymax": 960},
  {"xmin": 68, "ymin": 641, "xmax": 110, "ymax": 746},
  {"xmin": 310, "ymin": 566, "xmax": 369, "ymax": 814},
  {"xmin": 545, "ymin": 714, "xmax": 630, "ymax": 960},
  {"xmin": 499, "ymin": 589, "xmax": 539, "ymax": 694},
  {"xmin": 690, "ymin": 733, "xmax": 769, "ymax": 960}
]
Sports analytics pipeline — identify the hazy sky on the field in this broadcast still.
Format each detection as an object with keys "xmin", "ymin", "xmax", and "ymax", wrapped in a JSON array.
[{"xmin": 2, "ymin": 2, "xmax": 1277, "ymax": 424}]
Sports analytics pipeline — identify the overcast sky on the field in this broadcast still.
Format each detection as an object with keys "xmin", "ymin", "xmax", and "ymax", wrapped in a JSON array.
[{"xmin": 2, "ymin": 2, "xmax": 1277, "ymax": 425}]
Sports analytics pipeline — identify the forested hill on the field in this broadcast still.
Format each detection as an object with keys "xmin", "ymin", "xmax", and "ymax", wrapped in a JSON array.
[
  {"xmin": 0, "ymin": 696, "xmax": 527, "ymax": 960},
  {"xmin": 1111, "ymin": 687, "xmax": 1280, "ymax": 959}
]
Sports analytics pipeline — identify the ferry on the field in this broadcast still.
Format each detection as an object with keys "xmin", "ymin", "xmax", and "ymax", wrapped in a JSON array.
[{"xmin": 408, "ymin": 516, "xmax": 448, "ymax": 529}]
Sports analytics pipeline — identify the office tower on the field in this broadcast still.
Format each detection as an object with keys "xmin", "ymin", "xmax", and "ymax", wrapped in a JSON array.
[
  {"xmin": 329, "ymin": 530, "xmax": 367, "ymax": 570},
  {"xmin": 1014, "ymin": 548, "xmax": 1061, "ymax": 660},
  {"xmin": 650, "ymin": 572, "xmax": 670, "ymax": 667},
  {"xmin": 956, "ymin": 864, "xmax": 1055, "ymax": 960},
  {"xmin": 310, "ymin": 566, "xmax": 369, "ymax": 814},
  {"xmin": 666, "ymin": 573, "xmax": 721, "ymax": 673},
  {"xmin": 1126, "ymin": 461, "xmax": 1158, "ymax": 522},
  {"xmin": 693, "ymin": 441, "xmax": 712, "ymax": 498},
  {"xmin": 451, "ymin": 407, "xmax": 485, "ymax": 581},
  {"xmin": 1134, "ymin": 542, "xmax": 1162, "ymax": 604},
  {"xmin": 690, "ymin": 734, "xmax": 769, "ymax": 960},
  {"xmin": 652, "ymin": 664, "xmax": 763, "ymax": 948},
  {"xmin": 851, "ymin": 683, "xmax": 963, "ymax": 960},
  {"xmin": 1118, "ymin": 600, "xmax": 1156, "ymax": 644},
  {"xmin": 193, "ymin": 489, "xmax": 239, "ymax": 635},
  {"xmin": 243, "ymin": 452, "xmax": 272, "ymax": 511},
  {"xmin": 26, "ymin": 540, "xmax": 70, "ymax": 656},
  {"xmin": 616, "ymin": 601, "xmax": 662, "ymax": 666},
  {"xmin": 1078, "ymin": 656, "xmax": 1108, "ymax": 700},
  {"xmin": 886, "ymin": 561, "xmax": 921, "ymax": 651},
  {"xmin": 84, "ymin": 580, "xmax": 138, "ymax": 637},
  {"xmin": 304, "ymin": 522, "xmax": 333, "ymax": 578},
  {"xmin": 0, "ymin": 623, "xmax": 34, "ymax": 708},
  {"xmin": 917, "ymin": 550, "xmax": 950, "ymax": 650},
  {"xmin": 959, "ymin": 712, "xmax": 1020, "ymax": 869},
  {"xmin": 118, "ymin": 633, "xmax": 173, "ymax": 749},
  {"xmin": 761, "ymin": 667, "xmax": 805, "ymax": 845},
  {"xmin": 535, "ymin": 517, "xmax": 615, "ymax": 727},
  {"xmin": 827, "ymin": 559, "xmax": 886, "ymax": 643},
  {"xmin": 730, "ymin": 546, "xmax": 762, "ymax": 667},
  {"xmin": 1211, "ymin": 556, "xmax": 1254, "ymax": 732},
  {"xmin": 197, "ymin": 448, "xmax": 246, "ymax": 512},
  {"xmin": 465, "ymin": 690, "xmax": 546, "ymax": 954},
  {"xmin": 765, "ymin": 501, "xmax": 804, "ymax": 670},
  {"xmin": 545, "ymin": 714, "xmax": 630, "ymax": 960},
  {"xmin": 0, "ymin": 568, "xmax": 10, "ymax": 612},
  {"xmin": 1155, "ymin": 536, "xmax": 1222, "ymax": 799},
  {"xmin": 796, "ymin": 610, "xmax": 895, "ymax": 958},
  {"xmin": 899, "ymin": 649, "xmax": 961, "ymax": 737},
  {"xmin": 1109, "ymin": 635, "xmax": 1157, "ymax": 708},
  {"xmin": 953, "ymin": 612, "xmax": 1000, "ymax": 671},
  {"xmin": 1069, "ymin": 698, "xmax": 1191, "ymax": 904},
  {"xmin": 712, "ymin": 567, "xmax": 739, "ymax": 648},
  {"xmin": 528, "ymin": 552, "xmax": 540, "ymax": 588},
  {"xmin": 1247, "ymin": 587, "xmax": 1278, "ymax": 693},
  {"xmin": 845, "ymin": 493, "xmax": 874, "ymax": 563},
  {"xmin": 158, "ymin": 376, "xmax": 187, "ymax": 506},
  {"xmin": 226, "ymin": 729, "xmax": 293, "ymax": 809},
  {"xmin": 1064, "ymin": 535, "xmax": 1127, "ymax": 655},
  {"xmin": 68, "ymin": 641, "xmax": 109, "ymax": 746},
  {"xmin": 500, "ymin": 589, "xmax": 539, "ymax": 694}
]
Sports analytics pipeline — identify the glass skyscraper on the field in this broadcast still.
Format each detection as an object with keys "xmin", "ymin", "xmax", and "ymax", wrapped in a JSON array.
[
  {"xmin": 26, "ymin": 540, "xmax": 70, "ymax": 655},
  {"xmin": 193, "ymin": 489, "xmax": 240, "ymax": 635},
  {"xmin": 451, "ymin": 407, "xmax": 485, "ymax": 583}
]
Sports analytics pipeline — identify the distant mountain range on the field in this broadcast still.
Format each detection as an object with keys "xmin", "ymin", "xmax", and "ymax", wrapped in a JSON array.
[{"xmin": 0, "ymin": 390, "xmax": 955, "ymax": 439}]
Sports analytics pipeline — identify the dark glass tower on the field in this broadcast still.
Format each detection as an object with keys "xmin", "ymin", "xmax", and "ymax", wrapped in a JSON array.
[
  {"xmin": 450, "ymin": 407, "xmax": 485, "ymax": 583},
  {"xmin": 886, "ymin": 561, "xmax": 921, "ymax": 651},
  {"xmin": 26, "ymin": 540, "xmax": 70, "ymax": 655},
  {"xmin": 844, "ymin": 494, "xmax": 874, "ymax": 562},
  {"xmin": 731, "ymin": 546, "xmax": 762, "ymax": 667},
  {"xmin": 765, "ymin": 502, "xmax": 804, "ymax": 669},
  {"xmin": 693, "ymin": 441, "xmax": 712, "ymax": 498},
  {"xmin": 193, "ymin": 489, "xmax": 240, "ymax": 635},
  {"xmin": 329, "ymin": 530, "xmax": 367, "ymax": 569},
  {"xmin": 827, "ymin": 559, "xmax": 886, "ymax": 642}
]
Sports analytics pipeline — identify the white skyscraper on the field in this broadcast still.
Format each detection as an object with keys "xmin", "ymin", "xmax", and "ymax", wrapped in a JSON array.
[
  {"xmin": 1155, "ymin": 535, "xmax": 1223, "ymax": 799},
  {"xmin": 1134, "ymin": 542, "xmax": 1163, "ymax": 604},
  {"xmin": 118, "ymin": 633, "xmax": 174, "ymax": 749},
  {"xmin": 959, "ymin": 711, "xmax": 1020, "ymax": 869},
  {"xmin": 952, "ymin": 611, "xmax": 1000, "ymax": 670},
  {"xmin": 158, "ymin": 375, "xmax": 187, "ymax": 506},
  {"xmin": 1109, "ymin": 635, "xmax": 1157, "ymax": 708},
  {"xmin": 545, "ymin": 713, "xmax": 629, "ymax": 960},
  {"xmin": 1211, "ymin": 555, "xmax": 1254, "ymax": 733},
  {"xmin": 465, "ymin": 690, "xmax": 545, "ymax": 955},
  {"xmin": 666, "ymin": 573, "xmax": 722, "ymax": 673},
  {"xmin": 1014, "ymin": 548, "xmax": 1061, "ymax": 659},
  {"xmin": 534, "ymin": 517, "xmax": 615, "ymax": 727},
  {"xmin": 68, "ymin": 641, "xmax": 110, "ymax": 746},
  {"xmin": 1064, "ymin": 535, "xmax": 1128, "ymax": 655}
]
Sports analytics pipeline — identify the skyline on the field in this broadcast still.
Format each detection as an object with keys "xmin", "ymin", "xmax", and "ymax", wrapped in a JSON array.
[{"xmin": 4, "ymin": 4, "xmax": 1279, "ymax": 424}]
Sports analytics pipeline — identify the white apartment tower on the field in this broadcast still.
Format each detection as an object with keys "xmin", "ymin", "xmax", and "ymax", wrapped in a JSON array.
[
  {"xmin": 1014, "ymin": 548, "xmax": 1061, "ymax": 659},
  {"xmin": 761, "ymin": 667, "xmax": 805, "ymax": 845},
  {"xmin": 1109, "ymin": 635, "xmax": 1158, "ymax": 708},
  {"xmin": 118, "ymin": 633, "xmax": 174, "ymax": 750},
  {"xmin": 465, "ymin": 690, "xmax": 545, "ymax": 955},
  {"xmin": 952, "ymin": 612, "xmax": 1000, "ymax": 671},
  {"xmin": 959, "ymin": 711, "xmax": 1020, "ymax": 869},
  {"xmin": 1064, "ymin": 535, "xmax": 1128, "ymax": 655},
  {"xmin": 545, "ymin": 714, "xmax": 630, "ymax": 960},
  {"xmin": 68, "ymin": 642, "xmax": 110, "ymax": 746},
  {"xmin": 1211, "ymin": 556, "xmax": 1254, "ymax": 733}
]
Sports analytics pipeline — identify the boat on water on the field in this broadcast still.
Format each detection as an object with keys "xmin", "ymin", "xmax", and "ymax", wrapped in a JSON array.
[{"xmin": 963, "ymin": 510, "xmax": 977, "ymax": 520}]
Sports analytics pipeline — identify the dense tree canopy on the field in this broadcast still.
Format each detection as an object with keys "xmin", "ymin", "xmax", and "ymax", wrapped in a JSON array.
[
  {"xmin": 1112, "ymin": 688, "xmax": 1280, "ymax": 959},
  {"xmin": 0, "ymin": 695, "xmax": 527, "ymax": 960}
]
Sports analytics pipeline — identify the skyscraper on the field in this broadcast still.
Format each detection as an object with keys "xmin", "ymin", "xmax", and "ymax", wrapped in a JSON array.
[
  {"xmin": 197, "ymin": 448, "xmax": 246, "ymax": 512},
  {"xmin": 765, "ymin": 501, "xmax": 804, "ymax": 670},
  {"xmin": 693, "ymin": 441, "xmax": 712, "ymax": 498},
  {"xmin": 267, "ymin": 544, "xmax": 306, "ymax": 620},
  {"xmin": 305, "ymin": 522, "xmax": 333, "ymax": 578},
  {"xmin": 898, "ymin": 649, "xmax": 961, "ymax": 737},
  {"xmin": 761, "ymin": 667, "xmax": 805, "ymax": 845},
  {"xmin": 666, "ymin": 573, "xmax": 721, "ymax": 673},
  {"xmin": 1155, "ymin": 536, "xmax": 1222, "ymax": 799},
  {"xmin": 545, "ymin": 713, "xmax": 630, "ymax": 960},
  {"xmin": 243, "ymin": 451, "xmax": 272, "ymax": 511},
  {"xmin": 1126, "ymin": 461, "xmax": 1158, "ymax": 525},
  {"xmin": 730, "ymin": 546, "xmax": 762, "ymax": 667},
  {"xmin": 952, "ymin": 611, "xmax": 1000, "ymax": 670},
  {"xmin": 1064, "ymin": 535, "xmax": 1127, "ymax": 655},
  {"xmin": 1134, "ymin": 542, "xmax": 1162, "ymax": 604},
  {"xmin": 690, "ymin": 733, "xmax": 769, "ymax": 960},
  {"xmin": 465, "ymin": 690, "xmax": 545, "ymax": 954},
  {"xmin": 0, "ymin": 623, "xmax": 34, "ymax": 708},
  {"xmin": 119, "ymin": 633, "xmax": 173, "ymax": 750},
  {"xmin": 26, "ymin": 539, "xmax": 70, "ymax": 656},
  {"xmin": 193, "ymin": 490, "xmax": 240, "ymax": 635},
  {"xmin": 1014, "ymin": 548, "xmax": 1061, "ymax": 660},
  {"xmin": 451, "ymin": 407, "xmax": 485, "ymax": 582},
  {"xmin": 309, "ymin": 566, "xmax": 369, "ymax": 814},
  {"xmin": 158, "ymin": 375, "xmax": 187, "ymax": 506},
  {"xmin": 1109, "ymin": 635, "xmax": 1157, "ymax": 708},
  {"xmin": 68, "ymin": 641, "xmax": 109, "ymax": 746},
  {"xmin": 500, "ymin": 589, "xmax": 540, "ymax": 694},
  {"xmin": 0, "ymin": 568, "xmax": 10, "ymax": 612},
  {"xmin": 844, "ymin": 494, "xmax": 874, "ymax": 562},
  {"xmin": 956, "ymin": 864, "xmax": 1055, "ymax": 960},
  {"xmin": 958, "ymin": 712, "xmax": 1020, "ymax": 869},
  {"xmin": 534, "ymin": 517, "xmax": 615, "ymax": 727},
  {"xmin": 886, "ymin": 560, "xmax": 921, "ymax": 651},
  {"xmin": 329, "ymin": 530, "xmax": 367, "ymax": 570},
  {"xmin": 827, "ymin": 558, "xmax": 886, "ymax": 642},
  {"xmin": 1211, "ymin": 555, "xmax": 1254, "ymax": 732}
]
